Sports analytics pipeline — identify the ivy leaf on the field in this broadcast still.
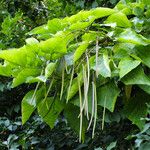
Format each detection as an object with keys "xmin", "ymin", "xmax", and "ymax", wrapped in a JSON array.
[
  {"xmin": 45, "ymin": 62, "xmax": 56, "ymax": 78},
  {"xmin": 135, "ymin": 45, "xmax": 150, "ymax": 68},
  {"xmin": 118, "ymin": 57, "xmax": 141, "ymax": 78},
  {"xmin": 22, "ymin": 87, "xmax": 45, "ymax": 124},
  {"xmin": 121, "ymin": 66, "xmax": 150, "ymax": 86},
  {"xmin": 38, "ymin": 97, "xmax": 64, "ymax": 128},
  {"xmin": 73, "ymin": 42, "xmax": 89, "ymax": 62},
  {"xmin": 106, "ymin": 12, "xmax": 131, "ymax": 27},
  {"xmin": 117, "ymin": 29, "xmax": 150, "ymax": 45},
  {"xmin": 97, "ymin": 81, "xmax": 120, "ymax": 112},
  {"xmin": 124, "ymin": 90, "xmax": 149, "ymax": 129}
]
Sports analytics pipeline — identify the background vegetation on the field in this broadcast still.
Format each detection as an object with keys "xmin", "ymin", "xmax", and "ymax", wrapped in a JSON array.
[{"xmin": 0, "ymin": 0, "xmax": 150, "ymax": 150}]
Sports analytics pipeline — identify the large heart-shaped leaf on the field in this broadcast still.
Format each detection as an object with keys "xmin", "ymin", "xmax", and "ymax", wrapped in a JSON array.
[
  {"xmin": 22, "ymin": 87, "xmax": 45, "ymax": 124},
  {"xmin": 118, "ymin": 57, "xmax": 141, "ymax": 78},
  {"xmin": 97, "ymin": 81, "xmax": 120, "ymax": 112},
  {"xmin": 38, "ymin": 97, "xmax": 64, "ymax": 128},
  {"xmin": 121, "ymin": 66, "xmax": 150, "ymax": 86}
]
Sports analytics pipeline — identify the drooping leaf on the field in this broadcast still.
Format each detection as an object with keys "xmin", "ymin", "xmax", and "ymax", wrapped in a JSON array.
[
  {"xmin": 64, "ymin": 104, "xmax": 87, "ymax": 142},
  {"xmin": 124, "ymin": 90, "xmax": 149, "ymax": 129},
  {"xmin": 91, "ymin": 53, "xmax": 111, "ymax": 78},
  {"xmin": 39, "ymin": 37, "xmax": 67, "ymax": 54},
  {"xmin": 138, "ymin": 85, "xmax": 150, "ymax": 95},
  {"xmin": 25, "ymin": 38, "xmax": 39, "ymax": 45},
  {"xmin": 117, "ymin": 29, "xmax": 150, "ymax": 45},
  {"xmin": 0, "ymin": 48, "xmax": 27, "ymax": 66},
  {"xmin": 73, "ymin": 42, "xmax": 89, "ymax": 62},
  {"xmin": 12, "ymin": 68, "xmax": 41, "ymax": 87},
  {"xmin": 118, "ymin": 57, "xmax": 141, "ymax": 78},
  {"xmin": 134, "ymin": 45, "xmax": 150, "ymax": 68},
  {"xmin": 22, "ymin": 87, "xmax": 45, "ymax": 124},
  {"xmin": 38, "ymin": 97, "xmax": 64, "ymax": 128},
  {"xmin": 69, "ymin": 17, "xmax": 95, "ymax": 30},
  {"xmin": 121, "ymin": 66, "xmax": 150, "ymax": 86},
  {"xmin": 45, "ymin": 62, "xmax": 56, "ymax": 78},
  {"xmin": 0, "ymin": 63, "xmax": 13, "ymax": 77},
  {"xmin": 106, "ymin": 12, "xmax": 131, "ymax": 27},
  {"xmin": 91, "ymin": 7, "xmax": 115, "ymax": 19},
  {"xmin": 26, "ymin": 75, "xmax": 47, "ymax": 83},
  {"xmin": 97, "ymin": 81, "xmax": 120, "ymax": 112}
]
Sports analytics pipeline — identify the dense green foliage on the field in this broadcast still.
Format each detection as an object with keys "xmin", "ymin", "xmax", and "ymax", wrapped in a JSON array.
[{"xmin": 0, "ymin": 0, "xmax": 150, "ymax": 149}]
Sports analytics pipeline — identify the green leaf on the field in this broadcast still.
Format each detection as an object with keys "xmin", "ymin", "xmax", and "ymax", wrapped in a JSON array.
[
  {"xmin": 28, "ymin": 24, "xmax": 49, "ymax": 35},
  {"xmin": 91, "ymin": 53, "xmax": 111, "ymax": 78},
  {"xmin": 118, "ymin": 57, "xmax": 141, "ymax": 78},
  {"xmin": 73, "ymin": 42, "xmax": 89, "ymax": 62},
  {"xmin": 69, "ymin": 17, "xmax": 95, "ymax": 30},
  {"xmin": 22, "ymin": 87, "xmax": 45, "ymax": 124},
  {"xmin": 124, "ymin": 90, "xmax": 149, "ymax": 129},
  {"xmin": 64, "ymin": 104, "xmax": 87, "ymax": 142},
  {"xmin": 45, "ymin": 62, "xmax": 56, "ymax": 78},
  {"xmin": 0, "ymin": 63, "xmax": 13, "ymax": 77},
  {"xmin": 117, "ymin": 29, "xmax": 150, "ymax": 45},
  {"xmin": 106, "ymin": 12, "xmax": 131, "ymax": 27},
  {"xmin": 25, "ymin": 38, "xmax": 39, "ymax": 45},
  {"xmin": 91, "ymin": 7, "xmax": 115, "ymax": 19},
  {"xmin": 39, "ymin": 37, "xmax": 67, "ymax": 54},
  {"xmin": 38, "ymin": 97, "xmax": 64, "ymax": 128},
  {"xmin": 135, "ymin": 45, "xmax": 150, "ymax": 68},
  {"xmin": 97, "ymin": 81, "xmax": 120, "ymax": 112},
  {"xmin": 121, "ymin": 66, "xmax": 150, "ymax": 86},
  {"xmin": 26, "ymin": 75, "xmax": 47, "ymax": 83},
  {"xmin": 12, "ymin": 68, "xmax": 41, "ymax": 87},
  {"xmin": 47, "ymin": 18, "xmax": 67, "ymax": 33},
  {"xmin": 107, "ymin": 141, "xmax": 117, "ymax": 150},
  {"xmin": 138, "ymin": 85, "xmax": 150, "ymax": 95},
  {"xmin": 0, "ymin": 48, "xmax": 27, "ymax": 66}
]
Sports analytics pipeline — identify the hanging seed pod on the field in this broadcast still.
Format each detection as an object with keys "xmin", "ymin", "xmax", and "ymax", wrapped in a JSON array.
[
  {"xmin": 60, "ymin": 59, "xmax": 65, "ymax": 100},
  {"xmin": 66, "ymin": 67, "xmax": 74, "ymax": 102},
  {"xmin": 78, "ymin": 73, "xmax": 83, "ymax": 142},
  {"xmin": 92, "ymin": 80, "xmax": 97, "ymax": 138},
  {"xmin": 102, "ymin": 96, "xmax": 106, "ymax": 130},
  {"xmin": 31, "ymin": 70, "xmax": 44, "ymax": 105},
  {"xmin": 95, "ymin": 38, "xmax": 99, "ymax": 78},
  {"xmin": 87, "ymin": 81, "xmax": 95, "ymax": 130}
]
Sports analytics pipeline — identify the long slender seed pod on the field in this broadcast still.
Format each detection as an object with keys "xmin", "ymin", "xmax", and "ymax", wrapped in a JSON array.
[
  {"xmin": 84, "ymin": 65, "xmax": 89, "ymax": 120},
  {"xmin": 65, "ymin": 61, "xmax": 69, "ymax": 74},
  {"xmin": 78, "ymin": 63, "xmax": 89, "ymax": 119},
  {"xmin": 86, "ymin": 53, "xmax": 90, "ymax": 119},
  {"xmin": 44, "ymin": 78, "xmax": 54, "ymax": 109},
  {"xmin": 60, "ymin": 59, "xmax": 65, "ymax": 100},
  {"xmin": 66, "ymin": 67, "xmax": 74, "ymax": 102},
  {"xmin": 78, "ymin": 74, "xmax": 83, "ymax": 143},
  {"xmin": 102, "ymin": 96, "xmax": 106, "ymax": 130},
  {"xmin": 87, "ymin": 81, "xmax": 95, "ymax": 130},
  {"xmin": 92, "ymin": 80, "xmax": 97, "ymax": 138},
  {"xmin": 96, "ymin": 39, "xmax": 99, "ymax": 78},
  {"xmin": 31, "ymin": 70, "xmax": 44, "ymax": 105}
]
